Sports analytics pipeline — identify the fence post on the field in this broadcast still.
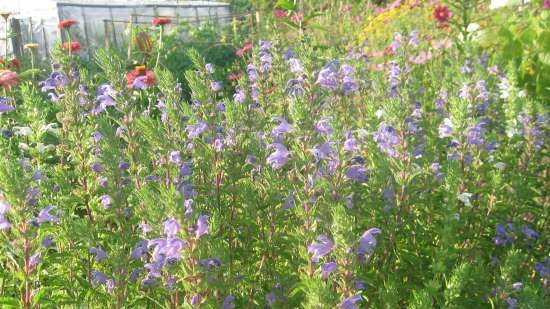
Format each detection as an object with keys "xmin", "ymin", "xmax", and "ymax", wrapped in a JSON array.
[
  {"xmin": 41, "ymin": 19, "xmax": 49, "ymax": 59},
  {"xmin": 10, "ymin": 18, "xmax": 22, "ymax": 60},
  {"xmin": 255, "ymin": 11, "xmax": 261, "ymax": 32},
  {"xmin": 103, "ymin": 20, "xmax": 110, "ymax": 49},
  {"xmin": 81, "ymin": 6, "xmax": 92, "ymax": 59}
]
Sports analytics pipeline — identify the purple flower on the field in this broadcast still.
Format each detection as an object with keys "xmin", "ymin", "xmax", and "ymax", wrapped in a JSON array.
[
  {"xmin": 37, "ymin": 206, "xmax": 58, "ymax": 224},
  {"xmin": 373, "ymin": 124, "xmax": 400, "ymax": 157},
  {"xmin": 494, "ymin": 224, "xmax": 514, "ymax": 246},
  {"xmin": 42, "ymin": 236, "xmax": 55, "ymax": 247},
  {"xmin": 118, "ymin": 161, "xmax": 130, "ymax": 171},
  {"xmin": 211, "ymin": 81, "xmax": 222, "ymax": 92},
  {"xmin": 99, "ymin": 195, "xmax": 112, "ymax": 209},
  {"xmin": 346, "ymin": 165, "xmax": 370, "ymax": 182},
  {"xmin": 521, "ymin": 225, "xmax": 539, "ymax": 239},
  {"xmin": 91, "ymin": 271, "xmax": 107, "ymax": 286},
  {"xmin": 91, "ymin": 162, "xmax": 104, "ymax": 173},
  {"xmin": 266, "ymin": 143, "xmax": 290, "ymax": 169},
  {"xmin": 205, "ymin": 63, "xmax": 214, "ymax": 74},
  {"xmin": 288, "ymin": 58, "xmax": 303, "ymax": 74},
  {"xmin": 93, "ymin": 84, "xmax": 117, "ymax": 115},
  {"xmin": 467, "ymin": 124, "xmax": 485, "ymax": 145},
  {"xmin": 186, "ymin": 121, "xmax": 208, "ymax": 139},
  {"xmin": 317, "ymin": 63, "xmax": 339, "ymax": 91},
  {"xmin": 184, "ymin": 199, "xmax": 193, "ymax": 218},
  {"xmin": 344, "ymin": 137, "xmax": 359, "ymax": 153},
  {"xmin": 311, "ymin": 142, "xmax": 337, "ymax": 160},
  {"xmin": 283, "ymin": 193, "xmax": 295, "ymax": 209},
  {"xmin": 308, "ymin": 235, "xmax": 334, "ymax": 262},
  {"xmin": 535, "ymin": 258, "xmax": 550, "ymax": 277},
  {"xmin": 131, "ymin": 240, "xmax": 149, "ymax": 259},
  {"xmin": 285, "ymin": 78, "xmax": 305, "ymax": 98},
  {"xmin": 196, "ymin": 215, "xmax": 209, "ymax": 238},
  {"xmin": 506, "ymin": 298, "xmax": 518, "ymax": 309},
  {"xmin": 315, "ymin": 117, "xmax": 334, "ymax": 135},
  {"xmin": 357, "ymin": 228, "xmax": 382, "ymax": 261},
  {"xmin": 438, "ymin": 118, "xmax": 453, "ymax": 138},
  {"xmin": 164, "ymin": 219, "xmax": 180, "ymax": 237},
  {"xmin": 223, "ymin": 295, "xmax": 235, "ymax": 309},
  {"xmin": 247, "ymin": 64, "xmax": 259, "ymax": 83},
  {"xmin": 191, "ymin": 294, "xmax": 200, "ymax": 306},
  {"xmin": 89, "ymin": 247, "xmax": 107, "ymax": 262},
  {"xmin": 340, "ymin": 295, "xmax": 362, "ymax": 309},
  {"xmin": 266, "ymin": 292, "xmax": 276, "ymax": 307},
  {"xmin": 271, "ymin": 117, "xmax": 293, "ymax": 141},
  {"xmin": 0, "ymin": 200, "xmax": 9, "ymax": 215},
  {"xmin": 0, "ymin": 97, "xmax": 15, "ymax": 113},
  {"xmin": 30, "ymin": 251, "xmax": 42, "ymax": 267},
  {"xmin": 233, "ymin": 86, "xmax": 246, "ymax": 103},
  {"xmin": 321, "ymin": 261, "xmax": 337, "ymax": 279}
]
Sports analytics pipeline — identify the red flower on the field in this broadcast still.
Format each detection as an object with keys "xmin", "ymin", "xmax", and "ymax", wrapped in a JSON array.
[
  {"xmin": 58, "ymin": 19, "xmax": 78, "ymax": 30},
  {"xmin": 545, "ymin": 0, "xmax": 550, "ymax": 9},
  {"xmin": 274, "ymin": 9, "xmax": 288, "ymax": 18},
  {"xmin": 436, "ymin": 23, "xmax": 449, "ymax": 29},
  {"xmin": 0, "ymin": 70, "xmax": 19, "ymax": 88},
  {"xmin": 62, "ymin": 41, "xmax": 81, "ymax": 53},
  {"xmin": 126, "ymin": 66, "xmax": 156, "ymax": 89},
  {"xmin": 228, "ymin": 73, "xmax": 241, "ymax": 81},
  {"xmin": 236, "ymin": 42, "xmax": 253, "ymax": 57},
  {"xmin": 152, "ymin": 17, "xmax": 172, "ymax": 27},
  {"xmin": 10, "ymin": 58, "xmax": 20, "ymax": 70},
  {"xmin": 433, "ymin": 5, "xmax": 452, "ymax": 23}
]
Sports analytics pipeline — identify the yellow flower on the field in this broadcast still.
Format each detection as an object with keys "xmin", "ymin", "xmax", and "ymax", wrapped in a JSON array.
[
  {"xmin": 24, "ymin": 43, "xmax": 39, "ymax": 49},
  {"xmin": 0, "ymin": 12, "xmax": 12, "ymax": 20}
]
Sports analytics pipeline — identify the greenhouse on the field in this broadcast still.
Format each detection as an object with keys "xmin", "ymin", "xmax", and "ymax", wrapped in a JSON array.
[{"xmin": 1, "ymin": 0, "xmax": 231, "ymax": 59}]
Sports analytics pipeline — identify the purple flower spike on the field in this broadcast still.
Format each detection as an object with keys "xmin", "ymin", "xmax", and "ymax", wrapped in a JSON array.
[{"xmin": 308, "ymin": 235, "xmax": 334, "ymax": 262}]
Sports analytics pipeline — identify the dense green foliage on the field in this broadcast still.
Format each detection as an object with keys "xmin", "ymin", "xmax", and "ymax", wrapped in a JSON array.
[{"xmin": 0, "ymin": 1, "xmax": 548, "ymax": 308}]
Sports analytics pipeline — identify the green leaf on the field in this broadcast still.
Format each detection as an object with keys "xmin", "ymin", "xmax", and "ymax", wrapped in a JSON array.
[
  {"xmin": 276, "ymin": 0, "xmax": 295, "ymax": 10},
  {"xmin": 0, "ymin": 297, "xmax": 20, "ymax": 307}
]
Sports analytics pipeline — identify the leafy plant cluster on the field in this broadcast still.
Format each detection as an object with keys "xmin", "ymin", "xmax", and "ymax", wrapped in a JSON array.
[{"xmin": 0, "ymin": 1, "xmax": 548, "ymax": 309}]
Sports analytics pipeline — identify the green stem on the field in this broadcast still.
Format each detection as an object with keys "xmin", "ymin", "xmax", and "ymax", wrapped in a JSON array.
[{"xmin": 155, "ymin": 26, "xmax": 163, "ymax": 69}]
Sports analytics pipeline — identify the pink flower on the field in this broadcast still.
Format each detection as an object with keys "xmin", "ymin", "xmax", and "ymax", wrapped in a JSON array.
[
  {"xmin": 544, "ymin": 0, "xmax": 550, "ymax": 9},
  {"xmin": 0, "ymin": 70, "xmax": 19, "ymax": 88},
  {"xmin": 433, "ymin": 5, "xmax": 452, "ymax": 23},
  {"xmin": 290, "ymin": 12, "xmax": 304, "ymax": 23},
  {"xmin": 410, "ymin": 51, "xmax": 433, "ymax": 65},
  {"xmin": 274, "ymin": 9, "xmax": 288, "ymax": 18}
]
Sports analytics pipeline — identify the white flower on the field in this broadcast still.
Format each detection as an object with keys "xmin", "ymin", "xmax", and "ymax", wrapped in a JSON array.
[
  {"xmin": 375, "ymin": 109, "xmax": 384, "ymax": 119},
  {"xmin": 458, "ymin": 192, "xmax": 473, "ymax": 207},
  {"xmin": 495, "ymin": 162, "xmax": 506, "ymax": 170}
]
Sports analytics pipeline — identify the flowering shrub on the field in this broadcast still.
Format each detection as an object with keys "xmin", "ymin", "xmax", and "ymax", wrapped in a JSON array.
[{"xmin": 0, "ymin": 1, "xmax": 547, "ymax": 308}]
